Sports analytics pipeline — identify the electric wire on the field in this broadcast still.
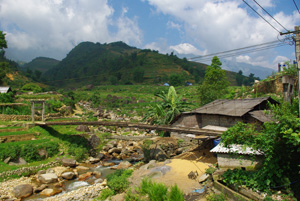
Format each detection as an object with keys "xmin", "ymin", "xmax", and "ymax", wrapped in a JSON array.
[
  {"xmin": 293, "ymin": 0, "xmax": 300, "ymax": 14},
  {"xmin": 189, "ymin": 42, "xmax": 288, "ymax": 62},
  {"xmin": 242, "ymin": 0, "xmax": 281, "ymax": 33},
  {"xmin": 252, "ymin": 0, "xmax": 289, "ymax": 32},
  {"xmin": 189, "ymin": 39, "xmax": 290, "ymax": 62},
  {"xmin": 189, "ymin": 40, "xmax": 281, "ymax": 60}
]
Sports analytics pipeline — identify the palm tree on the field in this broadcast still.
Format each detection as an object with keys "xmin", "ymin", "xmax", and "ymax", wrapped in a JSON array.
[{"xmin": 143, "ymin": 86, "xmax": 192, "ymax": 125}]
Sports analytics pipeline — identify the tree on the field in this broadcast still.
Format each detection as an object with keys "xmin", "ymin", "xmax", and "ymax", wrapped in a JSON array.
[
  {"xmin": 0, "ymin": 31, "xmax": 8, "ymax": 85},
  {"xmin": 236, "ymin": 70, "xmax": 244, "ymax": 86},
  {"xmin": 133, "ymin": 68, "xmax": 144, "ymax": 83},
  {"xmin": 143, "ymin": 86, "xmax": 192, "ymax": 125},
  {"xmin": 221, "ymin": 101, "xmax": 300, "ymax": 196},
  {"xmin": 0, "ymin": 31, "xmax": 7, "ymax": 51},
  {"xmin": 169, "ymin": 73, "xmax": 186, "ymax": 86},
  {"xmin": 198, "ymin": 56, "xmax": 229, "ymax": 105}
]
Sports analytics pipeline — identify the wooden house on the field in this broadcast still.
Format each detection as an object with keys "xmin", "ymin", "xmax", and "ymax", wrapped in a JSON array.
[{"xmin": 171, "ymin": 97, "xmax": 277, "ymax": 139}]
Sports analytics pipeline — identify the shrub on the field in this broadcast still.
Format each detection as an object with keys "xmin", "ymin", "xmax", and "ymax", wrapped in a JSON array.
[
  {"xmin": 46, "ymin": 99, "xmax": 63, "ymax": 113},
  {"xmin": 0, "ymin": 92, "xmax": 14, "ymax": 103},
  {"xmin": 68, "ymin": 145, "xmax": 88, "ymax": 161},
  {"xmin": 106, "ymin": 169, "xmax": 133, "ymax": 193},
  {"xmin": 169, "ymin": 184, "xmax": 185, "ymax": 201},
  {"xmin": 139, "ymin": 178, "xmax": 184, "ymax": 201},
  {"xmin": 99, "ymin": 188, "xmax": 114, "ymax": 200},
  {"xmin": 21, "ymin": 83, "xmax": 43, "ymax": 93}
]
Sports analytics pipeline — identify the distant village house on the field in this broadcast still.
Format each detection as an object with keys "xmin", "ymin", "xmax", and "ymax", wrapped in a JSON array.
[{"xmin": 0, "ymin": 86, "xmax": 11, "ymax": 94}]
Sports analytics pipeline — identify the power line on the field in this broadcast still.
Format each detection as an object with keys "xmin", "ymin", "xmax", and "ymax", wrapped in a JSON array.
[
  {"xmin": 242, "ymin": 0, "xmax": 281, "ymax": 33},
  {"xmin": 189, "ymin": 41, "xmax": 289, "ymax": 62},
  {"xmin": 252, "ymin": 0, "xmax": 289, "ymax": 32},
  {"xmin": 189, "ymin": 40, "xmax": 280, "ymax": 60},
  {"xmin": 293, "ymin": 0, "xmax": 300, "ymax": 14}
]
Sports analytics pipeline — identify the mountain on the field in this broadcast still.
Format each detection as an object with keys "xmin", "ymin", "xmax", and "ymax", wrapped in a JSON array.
[
  {"xmin": 22, "ymin": 57, "xmax": 60, "ymax": 74},
  {"xmin": 221, "ymin": 59, "xmax": 275, "ymax": 79},
  {"xmin": 41, "ymin": 41, "xmax": 253, "ymax": 88},
  {"xmin": 42, "ymin": 41, "xmax": 210, "ymax": 87},
  {"xmin": 176, "ymin": 53, "xmax": 275, "ymax": 79}
]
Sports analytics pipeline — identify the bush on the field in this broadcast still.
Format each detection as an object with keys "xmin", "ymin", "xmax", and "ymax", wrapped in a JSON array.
[
  {"xmin": 139, "ymin": 178, "xmax": 184, "ymax": 201},
  {"xmin": 169, "ymin": 184, "xmax": 185, "ymax": 201},
  {"xmin": 99, "ymin": 188, "xmax": 114, "ymax": 200},
  {"xmin": 0, "ymin": 92, "xmax": 14, "ymax": 103},
  {"xmin": 0, "ymin": 141, "xmax": 59, "ymax": 162},
  {"xmin": 46, "ymin": 99, "xmax": 63, "ymax": 113},
  {"xmin": 106, "ymin": 169, "xmax": 133, "ymax": 193},
  {"xmin": 21, "ymin": 83, "xmax": 43, "ymax": 93},
  {"xmin": 68, "ymin": 145, "xmax": 88, "ymax": 161}
]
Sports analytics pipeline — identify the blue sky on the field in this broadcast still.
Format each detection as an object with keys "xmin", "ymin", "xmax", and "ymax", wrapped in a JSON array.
[{"xmin": 0, "ymin": 0, "xmax": 300, "ymax": 70}]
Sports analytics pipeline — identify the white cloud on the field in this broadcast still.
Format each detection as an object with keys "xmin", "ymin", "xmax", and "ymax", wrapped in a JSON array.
[
  {"xmin": 146, "ymin": 0, "xmax": 300, "ymax": 67},
  {"xmin": 170, "ymin": 43, "xmax": 205, "ymax": 55},
  {"xmin": 167, "ymin": 21, "xmax": 181, "ymax": 31},
  {"xmin": 0, "ymin": 0, "xmax": 142, "ymax": 61}
]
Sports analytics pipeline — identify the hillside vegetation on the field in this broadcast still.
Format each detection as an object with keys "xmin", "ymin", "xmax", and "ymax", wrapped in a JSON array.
[{"xmin": 37, "ymin": 41, "xmax": 248, "ymax": 88}]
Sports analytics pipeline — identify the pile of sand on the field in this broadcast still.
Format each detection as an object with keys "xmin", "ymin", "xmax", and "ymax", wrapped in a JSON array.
[{"xmin": 130, "ymin": 157, "xmax": 215, "ymax": 195}]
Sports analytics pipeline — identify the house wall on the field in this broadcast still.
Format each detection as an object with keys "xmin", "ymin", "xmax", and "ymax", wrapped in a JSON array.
[
  {"xmin": 217, "ymin": 153, "xmax": 264, "ymax": 170},
  {"xmin": 172, "ymin": 114, "xmax": 200, "ymax": 128},
  {"xmin": 200, "ymin": 114, "xmax": 242, "ymax": 128}
]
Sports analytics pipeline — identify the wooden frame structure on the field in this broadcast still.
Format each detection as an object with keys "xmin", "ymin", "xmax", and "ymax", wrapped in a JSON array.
[{"xmin": 31, "ymin": 100, "xmax": 45, "ymax": 122}]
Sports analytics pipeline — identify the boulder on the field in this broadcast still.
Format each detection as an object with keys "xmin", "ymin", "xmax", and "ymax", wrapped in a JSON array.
[
  {"xmin": 75, "ymin": 125, "xmax": 90, "ymax": 132},
  {"xmin": 108, "ymin": 148, "xmax": 122, "ymax": 154},
  {"xmin": 40, "ymin": 188, "xmax": 62, "ymax": 197},
  {"xmin": 62, "ymin": 158, "xmax": 77, "ymax": 167},
  {"xmin": 102, "ymin": 162, "xmax": 115, "ymax": 167},
  {"xmin": 9, "ymin": 157, "xmax": 27, "ymax": 166},
  {"xmin": 76, "ymin": 166, "xmax": 90, "ymax": 172},
  {"xmin": 3, "ymin": 157, "xmax": 10, "ymax": 164},
  {"xmin": 34, "ymin": 184, "xmax": 48, "ymax": 193},
  {"xmin": 78, "ymin": 172, "xmax": 93, "ymax": 181},
  {"xmin": 94, "ymin": 178, "xmax": 104, "ymax": 184},
  {"xmin": 61, "ymin": 172, "xmax": 76, "ymax": 180},
  {"xmin": 88, "ymin": 134, "xmax": 101, "ymax": 148},
  {"xmin": 89, "ymin": 157, "xmax": 100, "ymax": 164},
  {"xmin": 96, "ymin": 153, "xmax": 105, "ymax": 160},
  {"xmin": 38, "ymin": 149, "xmax": 48, "ymax": 159},
  {"xmin": 12, "ymin": 184, "xmax": 33, "ymax": 199},
  {"xmin": 149, "ymin": 145, "xmax": 168, "ymax": 161},
  {"xmin": 51, "ymin": 166, "xmax": 69, "ymax": 177},
  {"xmin": 38, "ymin": 173, "xmax": 58, "ymax": 184},
  {"xmin": 198, "ymin": 173, "xmax": 210, "ymax": 183},
  {"xmin": 93, "ymin": 171, "xmax": 102, "ymax": 178},
  {"xmin": 117, "ymin": 161, "xmax": 132, "ymax": 169}
]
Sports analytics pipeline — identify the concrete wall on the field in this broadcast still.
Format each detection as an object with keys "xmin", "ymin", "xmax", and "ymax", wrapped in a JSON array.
[{"xmin": 217, "ymin": 153, "xmax": 264, "ymax": 170}]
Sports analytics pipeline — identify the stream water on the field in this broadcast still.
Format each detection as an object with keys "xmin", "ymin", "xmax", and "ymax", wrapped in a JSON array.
[{"xmin": 23, "ymin": 160, "xmax": 121, "ymax": 200}]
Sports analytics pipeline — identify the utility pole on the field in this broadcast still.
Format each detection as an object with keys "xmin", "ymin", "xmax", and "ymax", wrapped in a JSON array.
[
  {"xmin": 280, "ymin": 26, "xmax": 300, "ymax": 116},
  {"xmin": 295, "ymin": 26, "xmax": 300, "ymax": 116}
]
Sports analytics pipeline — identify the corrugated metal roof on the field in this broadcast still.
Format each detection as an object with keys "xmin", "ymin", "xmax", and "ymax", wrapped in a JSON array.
[
  {"xmin": 189, "ymin": 97, "xmax": 272, "ymax": 117},
  {"xmin": 0, "ymin": 86, "xmax": 10, "ymax": 93},
  {"xmin": 210, "ymin": 143, "xmax": 264, "ymax": 155}
]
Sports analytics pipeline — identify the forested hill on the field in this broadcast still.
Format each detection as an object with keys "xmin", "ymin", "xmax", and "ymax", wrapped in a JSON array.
[
  {"xmin": 41, "ymin": 41, "xmax": 244, "ymax": 88},
  {"xmin": 22, "ymin": 57, "xmax": 60, "ymax": 74}
]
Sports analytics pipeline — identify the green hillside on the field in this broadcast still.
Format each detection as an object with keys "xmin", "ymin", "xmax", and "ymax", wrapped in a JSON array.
[
  {"xmin": 22, "ymin": 57, "xmax": 60, "ymax": 73},
  {"xmin": 40, "ymin": 41, "xmax": 249, "ymax": 88},
  {"xmin": 41, "ymin": 41, "xmax": 208, "ymax": 88}
]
